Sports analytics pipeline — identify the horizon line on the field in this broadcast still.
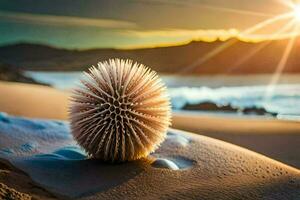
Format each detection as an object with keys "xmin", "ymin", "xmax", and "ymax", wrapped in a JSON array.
[{"xmin": 1, "ymin": 35, "xmax": 300, "ymax": 51}]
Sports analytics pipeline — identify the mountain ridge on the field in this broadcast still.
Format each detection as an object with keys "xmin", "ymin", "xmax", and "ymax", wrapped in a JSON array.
[{"xmin": 0, "ymin": 38, "xmax": 300, "ymax": 74}]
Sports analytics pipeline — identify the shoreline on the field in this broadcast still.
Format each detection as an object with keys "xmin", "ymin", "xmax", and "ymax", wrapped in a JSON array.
[
  {"xmin": 0, "ymin": 81, "xmax": 299, "ymax": 168},
  {"xmin": 1, "ymin": 80, "xmax": 299, "ymax": 122},
  {"xmin": 26, "ymin": 71, "xmax": 300, "ymax": 87}
]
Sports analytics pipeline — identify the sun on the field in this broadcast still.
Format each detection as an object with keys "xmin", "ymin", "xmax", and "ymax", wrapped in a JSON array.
[{"xmin": 293, "ymin": 4, "xmax": 300, "ymax": 21}]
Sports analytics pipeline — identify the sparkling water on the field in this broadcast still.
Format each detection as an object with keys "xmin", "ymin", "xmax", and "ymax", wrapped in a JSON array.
[{"xmin": 25, "ymin": 71, "xmax": 300, "ymax": 121}]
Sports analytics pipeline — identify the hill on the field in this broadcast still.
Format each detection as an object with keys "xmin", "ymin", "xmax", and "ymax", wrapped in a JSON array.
[
  {"xmin": 0, "ymin": 39, "xmax": 300, "ymax": 74},
  {"xmin": 0, "ymin": 63, "xmax": 49, "ymax": 85}
]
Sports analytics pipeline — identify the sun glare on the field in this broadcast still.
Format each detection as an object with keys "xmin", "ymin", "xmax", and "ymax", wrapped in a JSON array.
[{"xmin": 293, "ymin": 4, "xmax": 300, "ymax": 21}]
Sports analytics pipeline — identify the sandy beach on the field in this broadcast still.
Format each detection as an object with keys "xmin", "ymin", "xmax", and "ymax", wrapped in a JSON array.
[
  {"xmin": 172, "ymin": 112, "xmax": 300, "ymax": 168},
  {"xmin": 0, "ymin": 114, "xmax": 299, "ymax": 200},
  {"xmin": 2, "ymin": 1, "xmax": 300, "ymax": 198},
  {"xmin": 0, "ymin": 81, "xmax": 68, "ymax": 120},
  {"xmin": 0, "ymin": 81, "xmax": 299, "ymax": 199},
  {"xmin": 1, "ymin": 81, "xmax": 299, "ymax": 168}
]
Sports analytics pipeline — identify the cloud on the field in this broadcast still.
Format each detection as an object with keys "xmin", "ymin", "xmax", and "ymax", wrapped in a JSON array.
[
  {"xmin": 124, "ymin": 26, "xmax": 299, "ymax": 43},
  {"xmin": 130, "ymin": 0, "xmax": 275, "ymax": 17},
  {"xmin": 124, "ymin": 29, "xmax": 240, "ymax": 42},
  {"xmin": 0, "ymin": 10, "xmax": 137, "ymax": 29}
]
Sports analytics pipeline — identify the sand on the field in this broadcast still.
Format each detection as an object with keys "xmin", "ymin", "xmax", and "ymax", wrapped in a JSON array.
[
  {"xmin": 0, "ymin": 81, "xmax": 299, "ymax": 199},
  {"xmin": 0, "ymin": 81, "xmax": 68, "ymax": 120},
  {"xmin": 0, "ymin": 81, "xmax": 299, "ymax": 168},
  {"xmin": 0, "ymin": 114, "xmax": 299, "ymax": 199},
  {"xmin": 172, "ymin": 112, "xmax": 300, "ymax": 168},
  {"xmin": 0, "ymin": 158, "xmax": 56, "ymax": 200},
  {"xmin": 0, "ymin": 182, "xmax": 31, "ymax": 200}
]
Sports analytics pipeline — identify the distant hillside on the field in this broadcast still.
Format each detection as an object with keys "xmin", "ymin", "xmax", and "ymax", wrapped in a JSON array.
[
  {"xmin": 0, "ymin": 63, "xmax": 49, "ymax": 85},
  {"xmin": 0, "ymin": 39, "xmax": 300, "ymax": 74}
]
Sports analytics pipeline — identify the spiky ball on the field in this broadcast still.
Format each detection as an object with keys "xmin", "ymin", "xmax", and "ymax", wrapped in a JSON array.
[{"xmin": 69, "ymin": 59, "xmax": 171, "ymax": 162}]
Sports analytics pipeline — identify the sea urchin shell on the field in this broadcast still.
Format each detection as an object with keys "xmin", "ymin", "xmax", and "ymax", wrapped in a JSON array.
[{"xmin": 69, "ymin": 59, "xmax": 171, "ymax": 162}]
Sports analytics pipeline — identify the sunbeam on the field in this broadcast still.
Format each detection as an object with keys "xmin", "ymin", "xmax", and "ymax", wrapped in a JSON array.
[
  {"xmin": 241, "ymin": 13, "xmax": 293, "ymax": 36},
  {"xmin": 198, "ymin": 4, "xmax": 276, "ymax": 17},
  {"xmin": 179, "ymin": 39, "xmax": 236, "ymax": 73},
  {"xmin": 274, "ymin": 0, "xmax": 295, "ymax": 8},
  {"xmin": 264, "ymin": 23, "xmax": 299, "ymax": 99},
  {"xmin": 227, "ymin": 20, "xmax": 296, "ymax": 73},
  {"xmin": 180, "ymin": 12, "xmax": 295, "ymax": 74},
  {"xmin": 150, "ymin": 0, "xmax": 278, "ymax": 17},
  {"xmin": 292, "ymin": 3, "xmax": 300, "ymax": 20}
]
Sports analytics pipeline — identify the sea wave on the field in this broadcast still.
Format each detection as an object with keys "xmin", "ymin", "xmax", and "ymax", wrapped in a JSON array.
[
  {"xmin": 169, "ymin": 85, "xmax": 300, "ymax": 120},
  {"xmin": 24, "ymin": 71, "xmax": 300, "ymax": 120}
]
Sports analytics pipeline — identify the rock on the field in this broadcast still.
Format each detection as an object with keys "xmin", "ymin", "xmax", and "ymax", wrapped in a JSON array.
[
  {"xmin": 182, "ymin": 102, "xmax": 238, "ymax": 112},
  {"xmin": 243, "ymin": 107, "xmax": 277, "ymax": 116},
  {"xmin": 182, "ymin": 101, "xmax": 277, "ymax": 116}
]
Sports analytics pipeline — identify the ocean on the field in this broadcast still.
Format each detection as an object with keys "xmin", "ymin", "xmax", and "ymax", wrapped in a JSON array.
[{"xmin": 25, "ymin": 71, "xmax": 300, "ymax": 121}]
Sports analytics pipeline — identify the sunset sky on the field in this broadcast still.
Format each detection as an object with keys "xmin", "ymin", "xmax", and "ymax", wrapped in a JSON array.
[{"xmin": 0, "ymin": 0, "xmax": 299, "ymax": 49}]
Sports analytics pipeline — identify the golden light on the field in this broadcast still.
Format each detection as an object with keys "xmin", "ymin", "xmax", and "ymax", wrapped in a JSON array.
[
  {"xmin": 293, "ymin": 4, "xmax": 300, "ymax": 21},
  {"xmin": 181, "ymin": 1, "xmax": 300, "ymax": 75}
]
